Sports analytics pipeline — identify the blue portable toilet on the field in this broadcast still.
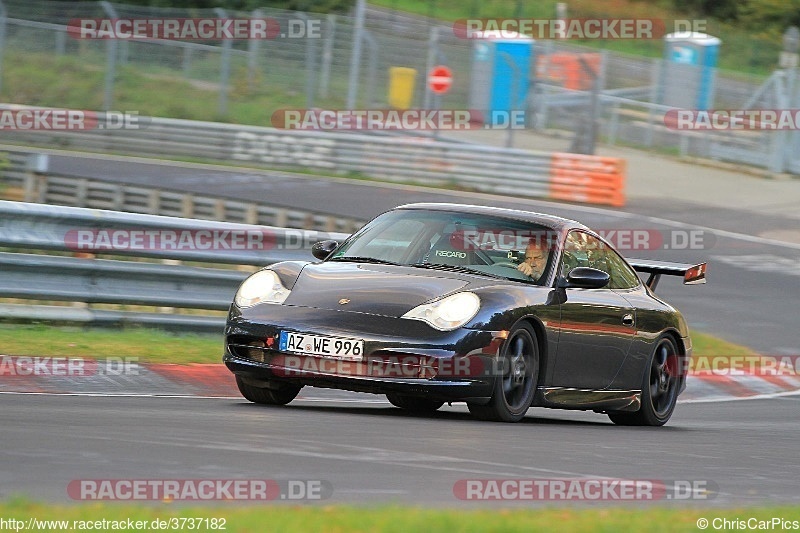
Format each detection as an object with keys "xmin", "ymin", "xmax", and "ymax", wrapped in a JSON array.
[
  {"xmin": 660, "ymin": 32, "xmax": 721, "ymax": 110},
  {"xmin": 468, "ymin": 31, "xmax": 534, "ymax": 126}
]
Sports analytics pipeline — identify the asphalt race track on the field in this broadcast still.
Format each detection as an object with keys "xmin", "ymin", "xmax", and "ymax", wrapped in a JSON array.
[
  {"xmin": 3, "ymin": 152, "xmax": 798, "ymax": 508},
  {"xmin": 48, "ymin": 153, "xmax": 800, "ymax": 355},
  {"xmin": 2, "ymin": 391, "xmax": 799, "ymax": 505}
]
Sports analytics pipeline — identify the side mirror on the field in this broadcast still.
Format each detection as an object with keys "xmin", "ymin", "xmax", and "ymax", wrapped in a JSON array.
[
  {"xmin": 558, "ymin": 267, "xmax": 610, "ymax": 289},
  {"xmin": 311, "ymin": 240, "xmax": 339, "ymax": 260}
]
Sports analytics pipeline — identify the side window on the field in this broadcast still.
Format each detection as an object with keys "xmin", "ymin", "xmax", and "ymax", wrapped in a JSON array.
[
  {"xmin": 560, "ymin": 231, "xmax": 606, "ymax": 278},
  {"xmin": 560, "ymin": 231, "xmax": 639, "ymax": 289},
  {"xmin": 603, "ymin": 248, "xmax": 641, "ymax": 289}
]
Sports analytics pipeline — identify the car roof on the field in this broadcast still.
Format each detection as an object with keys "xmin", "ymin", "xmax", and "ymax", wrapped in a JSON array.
[{"xmin": 394, "ymin": 202, "xmax": 589, "ymax": 233}]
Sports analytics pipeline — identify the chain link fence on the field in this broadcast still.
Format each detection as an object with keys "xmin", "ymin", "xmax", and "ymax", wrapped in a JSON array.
[{"xmin": 0, "ymin": 0, "xmax": 796, "ymax": 173}]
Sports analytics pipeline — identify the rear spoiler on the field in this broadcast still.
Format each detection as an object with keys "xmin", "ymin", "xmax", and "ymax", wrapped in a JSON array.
[{"xmin": 627, "ymin": 259, "xmax": 707, "ymax": 291}]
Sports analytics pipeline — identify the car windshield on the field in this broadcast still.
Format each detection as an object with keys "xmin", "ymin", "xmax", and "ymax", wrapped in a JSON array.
[{"xmin": 329, "ymin": 209, "xmax": 558, "ymax": 285}]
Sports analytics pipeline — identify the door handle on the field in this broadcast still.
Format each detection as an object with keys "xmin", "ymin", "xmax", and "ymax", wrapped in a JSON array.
[{"xmin": 622, "ymin": 314, "xmax": 634, "ymax": 326}]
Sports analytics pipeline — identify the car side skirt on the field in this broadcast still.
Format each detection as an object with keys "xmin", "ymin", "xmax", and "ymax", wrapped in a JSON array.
[{"xmin": 536, "ymin": 387, "xmax": 641, "ymax": 412}]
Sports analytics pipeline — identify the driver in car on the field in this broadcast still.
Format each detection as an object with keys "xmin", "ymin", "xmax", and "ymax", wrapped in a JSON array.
[{"xmin": 517, "ymin": 239, "xmax": 547, "ymax": 279}]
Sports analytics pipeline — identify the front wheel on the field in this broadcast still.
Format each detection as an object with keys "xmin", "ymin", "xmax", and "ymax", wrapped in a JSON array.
[
  {"xmin": 608, "ymin": 336, "xmax": 680, "ymax": 426},
  {"xmin": 467, "ymin": 323, "xmax": 539, "ymax": 422},
  {"xmin": 236, "ymin": 376, "xmax": 301, "ymax": 405}
]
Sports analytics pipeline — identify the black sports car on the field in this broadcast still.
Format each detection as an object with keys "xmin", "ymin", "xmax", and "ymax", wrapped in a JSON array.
[{"xmin": 224, "ymin": 203, "xmax": 706, "ymax": 426}]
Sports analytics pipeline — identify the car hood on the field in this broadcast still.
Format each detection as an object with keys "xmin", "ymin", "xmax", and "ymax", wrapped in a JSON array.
[{"xmin": 283, "ymin": 262, "xmax": 482, "ymax": 316}]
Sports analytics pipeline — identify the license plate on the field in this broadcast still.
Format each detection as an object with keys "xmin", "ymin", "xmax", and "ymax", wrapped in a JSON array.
[{"xmin": 279, "ymin": 331, "xmax": 364, "ymax": 361}]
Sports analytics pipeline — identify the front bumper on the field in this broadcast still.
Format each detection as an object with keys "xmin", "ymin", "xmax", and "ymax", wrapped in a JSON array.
[{"xmin": 224, "ymin": 303, "xmax": 504, "ymax": 402}]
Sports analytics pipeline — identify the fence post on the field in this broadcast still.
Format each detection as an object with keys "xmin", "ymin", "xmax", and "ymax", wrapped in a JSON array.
[
  {"xmin": 182, "ymin": 46, "xmax": 193, "ymax": 78},
  {"xmin": 423, "ymin": 26, "xmax": 438, "ymax": 109},
  {"xmin": 362, "ymin": 30, "xmax": 378, "ymax": 106},
  {"xmin": 55, "ymin": 30, "xmax": 66, "ymax": 56},
  {"xmin": 299, "ymin": 12, "xmax": 318, "ymax": 109},
  {"xmin": 247, "ymin": 9, "xmax": 262, "ymax": 93},
  {"xmin": 0, "ymin": 0, "xmax": 6, "ymax": 95},
  {"xmin": 319, "ymin": 14, "xmax": 336, "ymax": 99},
  {"xmin": 215, "ymin": 7, "xmax": 232, "ymax": 117},
  {"xmin": 100, "ymin": 1, "xmax": 118, "ymax": 111},
  {"xmin": 346, "ymin": 0, "xmax": 366, "ymax": 109}
]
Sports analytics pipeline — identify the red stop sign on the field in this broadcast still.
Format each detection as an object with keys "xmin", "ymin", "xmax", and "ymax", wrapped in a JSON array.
[{"xmin": 428, "ymin": 66, "xmax": 453, "ymax": 94}]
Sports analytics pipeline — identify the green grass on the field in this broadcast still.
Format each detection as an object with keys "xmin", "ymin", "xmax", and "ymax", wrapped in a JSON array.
[
  {"xmin": 0, "ymin": 323, "xmax": 222, "ymax": 364},
  {"xmin": 691, "ymin": 332, "xmax": 755, "ymax": 359},
  {"xmin": 0, "ymin": 322, "xmax": 757, "ymax": 366},
  {"xmin": 0, "ymin": 499, "xmax": 799, "ymax": 532},
  {"xmin": 0, "ymin": 51, "xmax": 347, "ymax": 126}
]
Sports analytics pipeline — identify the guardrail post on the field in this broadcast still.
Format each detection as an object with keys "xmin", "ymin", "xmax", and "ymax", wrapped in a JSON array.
[
  {"xmin": 275, "ymin": 208, "xmax": 288, "ymax": 228},
  {"xmin": 112, "ymin": 184, "xmax": 124, "ymax": 211},
  {"xmin": 75, "ymin": 178, "xmax": 88, "ymax": 206},
  {"xmin": 148, "ymin": 190, "xmax": 160, "ymax": 215},
  {"xmin": 245, "ymin": 204, "xmax": 258, "ymax": 224},
  {"xmin": 100, "ymin": 1, "xmax": 118, "ymax": 111},
  {"xmin": 181, "ymin": 194, "xmax": 194, "ymax": 218},
  {"xmin": 214, "ymin": 199, "xmax": 226, "ymax": 221},
  {"xmin": 215, "ymin": 7, "xmax": 232, "ymax": 116}
]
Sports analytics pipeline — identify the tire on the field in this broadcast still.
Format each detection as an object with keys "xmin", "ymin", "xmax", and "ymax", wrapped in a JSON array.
[
  {"xmin": 386, "ymin": 393, "xmax": 444, "ymax": 413},
  {"xmin": 608, "ymin": 336, "xmax": 680, "ymax": 426},
  {"xmin": 467, "ymin": 323, "xmax": 539, "ymax": 422},
  {"xmin": 236, "ymin": 375, "xmax": 301, "ymax": 406}
]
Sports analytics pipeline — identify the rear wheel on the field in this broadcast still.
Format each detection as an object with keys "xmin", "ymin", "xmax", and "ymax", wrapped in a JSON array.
[
  {"xmin": 386, "ymin": 393, "xmax": 444, "ymax": 413},
  {"xmin": 236, "ymin": 375, "xmax": 301, "ymax": 405},
  {"xmin": 467, "ymin": 323, "xmax": 539, "ymax": 422},
  {"xmin": 608, "ymin": 336, "xmax": 680, "ymax": 426}
]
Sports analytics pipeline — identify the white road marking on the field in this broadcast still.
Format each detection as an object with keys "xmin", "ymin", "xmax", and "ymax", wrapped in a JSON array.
[{"xmin": 4, "ymin": 388, "xmax": 799, "ymax": 404}]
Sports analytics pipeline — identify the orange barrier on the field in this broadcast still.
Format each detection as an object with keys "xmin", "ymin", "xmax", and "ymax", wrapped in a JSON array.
[
  {"xmin": 549, "ymin": 153, "xmax": 626, "ymax": 207},
  {"xmin": 537, "ymin": 53, "xmax": 602, "ymax": 90}
]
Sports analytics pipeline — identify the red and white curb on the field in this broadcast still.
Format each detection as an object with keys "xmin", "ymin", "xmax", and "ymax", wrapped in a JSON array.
[
  {"xmin": 681, "ymin": 373, "xmax": 800, "ymax": 402},
  {"xmin": 2, "ymin": 358, "xmax": 799, "ymax": 403}
]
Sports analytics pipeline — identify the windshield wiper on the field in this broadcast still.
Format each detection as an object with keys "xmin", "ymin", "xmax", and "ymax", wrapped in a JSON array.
[
  {"xmin": 328, "ymin": 256, "xmax": 401, "ymax": 266},
  {"xmin": 410, "ymin": 262, "xmax": 509, "ymax": 280}
]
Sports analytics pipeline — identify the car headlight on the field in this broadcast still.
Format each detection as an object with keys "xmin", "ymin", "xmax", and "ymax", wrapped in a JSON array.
[
  {"xmin": 235, "ymin": 270, "xmax": 291, "ymax": 308},
  {"xmin": 401, "ymin": 292, "xmax": 480, "ymax": 331}
]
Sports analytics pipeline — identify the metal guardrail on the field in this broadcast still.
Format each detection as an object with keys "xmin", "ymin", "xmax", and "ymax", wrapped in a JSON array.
[
  {"xmin": 0, "ymin": 105, "xmax": 627, "ymax": 207},
  {"xmin": 0, "ymin": 201, "xmax": 348, "ymax": 332},
  {"xmin": 0, "ymin": 148, "xmax": 364, "ymax": 233}
]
